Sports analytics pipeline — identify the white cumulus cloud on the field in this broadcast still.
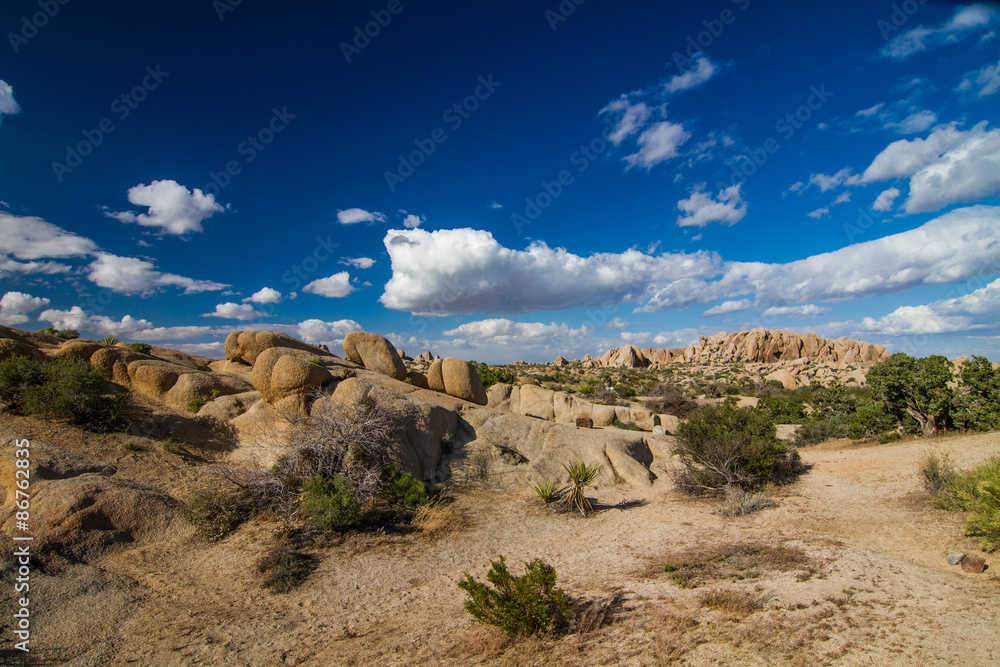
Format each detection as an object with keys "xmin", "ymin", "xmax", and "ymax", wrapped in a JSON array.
[
  {"xmin": 243, "ymin": 287, "xmax": 283, "ymax": 304},
  {"xmin": 664, "ymin": 57, "xmax": 718, "ymax": 94},
  {"xmin": 443, "ymin": 318, "xmax": 592, "ymax": 349},
  {"xmin": 959, "ymin": 58, "xmax": 1000, "ymax": 97},
  {"xmin": 105, "ymin": 180, "xmax": 225, "ymax": 235},
  {"xmin": 601, "ymin": 98, "xmax": 652, "ymax": 146},
  {"xmin": 87, "ymin": 253, "xmax": 228, "ymax": 295},
  {"xmin": 762, "ymin": 304, "xmax": 830, "ymax": 319},
  {"xmin": 402, "ymin": 214, "xmax": 425, "ymax": 229},
  {"xmin": 676, "ymin": 184, "xmax": 747, "ymax": 228},
  {"xmin": 0, "ymin": 291, "xmax": 50, "ymax": 325},
  {"xmin": 340, "ymin": 257, "xmax": 375, "ymax": 270},
  {"xmin": 202, "ymin": 302, "xmax": 271, "ymax": 321},
  {"xmin": 0, "ymin": 80, "xmax": 20, "ymax": 122},
  {"xmin": 625, "ymin": 121, "xmax": 691, "ymax": 169},
  {"xmin": 303, "ymin": 272, "xmax": 355, "ymax": 298},
  {"xmin": 702, "ymin": 299, "xmax": 752, "ymax": 317},
  {"xmin": 337, "ymin": 208, "xmax": 386, "ymax": 225},
  {"xmin": 873, "ymin": 187, "xmax": 901, "ymax": 211}
]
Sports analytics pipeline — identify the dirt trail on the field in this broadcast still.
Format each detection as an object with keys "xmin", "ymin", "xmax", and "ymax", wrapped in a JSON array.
[{"xmin": 18, "ymin": 432, "xmax": 1000, "ymax": 666}]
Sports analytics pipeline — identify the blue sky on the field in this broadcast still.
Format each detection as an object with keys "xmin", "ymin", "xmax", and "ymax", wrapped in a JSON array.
[{"xmin": 1, "ymin": 0, "xmax": 999, "ymax": 363}]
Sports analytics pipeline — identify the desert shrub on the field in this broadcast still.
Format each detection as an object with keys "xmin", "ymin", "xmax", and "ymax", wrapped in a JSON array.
[
  {"xmin": 534, "ymin": 480, "xmax": 559, "ymax": 504},
  {"xmin": 301, "ymin": 475, "xmax": 360, "ymax": 530},
  {"xmin": 196, "ymin": 364, "xmax": 211, "ymax": 372},
  {"xmin": 754, "ymin": 379, "xmax": 787, "ymax": 399},
  {"xmin": 793, "ymin": 416, "xmax": 849, "ymax": 446},
  {"xmin": 921, "ymin": 452, "xmax": 1000, "ymax": 550},
  {"xmin": 380, "ymin": 464, "xmax": 426, "ymax": 508},
  {"xmin": 128, "ymin": 342, "xmax": 152, "ymax": 354},
  {"xmin": 0, "ymin": 357, "xmax": 130, "ymax": 431},
  {"xmin": 593, "ymin": 385, "xmax": 618, "ymax": 406},
  {"xmin": 257, "ymin": 545, "xmax": 317, "ymax": 593},
  {"xmin": 187, "ymin": 398, "xmax": 205, "ymax": 413},
  {"xmin": 101, "ymin": 335, "xmax": 120, "ymax": 345},
  {"xmin": 844, "ymin": 398, "xmax": 897, "ymax": 440},
  {"xmin": 37, "ymin": 326, "xmax": 78, "ymax": 340},
  {"xmin": 182, "ymin": 485, "xmax": 248, "ymax": 541},
  {"xmin": 614, "ymin": 383, "xmax": 637, "ymax": 399},
  {"xmin": 755, "ymin": 395, "xmax": 806, "ymax": 423},
  {"xmin": 472, "ymin": 361, "xmax": 518, "ymax": 388},
  {"xmin": 121, "ymin": 441, "xmax": 141, "ymax": 451},
  {"xmin": 868, "ymin": 353, "xmax": 953, "ymax": 435},
  {"xmin": 577, "ymin": 381, "xmax": 595, "ymax": 396},
  {"xmin": 458, "ymin": 556, "xmax": 572, "ymax": 636},
  {"xmin": 878, "ymin": 431, "xmax": 902, "ymax": 444},
  {"xmin": 672, "ymin": 403, "xmax": 804, "ymax": 493},
  {"xmin": 647, "ymin": 388, "xmax": 698, "ymax": 417},
  {"xmin": 920, "ymin": 450, "xmax": 960, "ymax": 505},
  {"xmin": 412, "ymin": 497, "xmax": 465, "ymax": 536}
]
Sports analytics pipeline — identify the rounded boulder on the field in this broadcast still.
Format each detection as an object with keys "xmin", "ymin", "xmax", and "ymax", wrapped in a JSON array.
[{"xmin": 343, "ymin": 332, "xmax": 407, "ymax": 380}]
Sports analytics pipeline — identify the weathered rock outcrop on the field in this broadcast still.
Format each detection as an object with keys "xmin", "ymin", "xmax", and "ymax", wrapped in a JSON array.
[
  {"xmin": 343, "ymin": 331, "xmax": 407, "ymax": 380},
  {"xmin": 486, "ymin": 383, "xmax": 669, "ymax": 433},
  {"xmin": 226, "ymin": 330, "xmax": 332, "ymax": 366},
  {"xmin": 586, "ymin": 329, "xmax": 890, "ymax": 369}
]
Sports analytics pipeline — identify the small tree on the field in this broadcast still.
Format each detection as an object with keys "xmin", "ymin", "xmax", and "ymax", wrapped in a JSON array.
[
  {"xmin": 868, "ymin": 353, "xmax": 953, "ymax": 435},
  {"xmin": 952, "ymin": 356, "xmax": 1000, "ymax": 431}
]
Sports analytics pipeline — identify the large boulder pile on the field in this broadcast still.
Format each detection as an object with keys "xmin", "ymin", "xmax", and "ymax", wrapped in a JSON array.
[
  {"xmin": 487, "ymin": 383, "xmax": 668, "ymax": 432},
  {"xmin": 225, "ymin": 330, "xmax": 332, "ymax": 365},
  {"xmin": 428, "ymin": 357, "xmax": 488, "ymax": 405}
]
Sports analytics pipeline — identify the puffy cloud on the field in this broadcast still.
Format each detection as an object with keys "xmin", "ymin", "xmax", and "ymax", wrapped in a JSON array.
[
  {"xmin": 601, "ymin": 98, "xmax": 651, "ymax": 146},
  {"xmin": 0, "ymin": 212, "xmax": 98, "ymax": 272},
  {"xmin": 857, "ymin": 121, "xmax": 1000, "ymax": 213},
  {"xmin": 289, "ymin": 318, "xmax": 363, "ymax": 345},
  {"xmin": 880, "ymin": 3, "xmax": 999, "ymax": 59},
  {"xmin": 380, "ymin": 227, "xmax": 720, "ymax": 316},
  {"xmin": 806, "ymin": 208, "xmax": 830, "ymax": 219},
  {"xmin": 336, "ymin": 208, "xmax": 386, "ymax": 225},
  {"xmin": 0, "ymin": 80, "xmax": 20, "ymax": 121},
  {"xmin": 885, "ymin": 110, "xmax": 937, "ymax": 135},
  {"xmin": 340, "ymin": 257, "xmax": 375, "ymax": 270},
  {"xmin": 0, "ymin": 292, "xmax": 50, "ymax": 325},
  {"xmin": 809, "ymin": 168, "xmax": 857, "ymax": 192},
  {"xmin": 762, "ymin": 304, "xmax": 830, "ymax": 319},
  {"xmin": 652, "ymin": 329, "xmax": 699, "ymax": 347},
  {"xmin": 703, "ymin": 299, "xmax": 752, "ymax": 317},
  {"xmin": 664, "ymin": 57, "xmax": 718, "ymax": 94},
  {"xmin": 105, "ymin": 180, "xmax": 225, "ymax": 235},
  {"xmin": 620, "ymin": 331, "xmax": 651, "ymax": 345},
  {"xmin": 959, "ymin": 58, "xmax": 1000, "ymax": 97},
  {"xmin": 873, "ymin": 187, "xmax": 901, "ymax": 211},
  {"xmin": 38, "ymin": 307, "xmax": 156, "ymax": 336},
  {"xmin": 402, "ymin": 214, "xmax": 425, "ymax": 229},
  {"xmin": 303, "ymin": 272, "xmax": 355, "ymax": 298},
  {"xmin": 641, "ymin": 205, "xmax": 1000, "ymax": 312},
  {"xmin": 243, "ymin": 287, "xmax": 283, "ymax": 304},
  {"xmin": 676, "ymin": 184, "xmax": 747, "ymax": 228},
  {"xmin": 202, "ymin": 302, "xmax": 270, "ymax": 321},
  {"xmin": 442, "ymin": 318, "xmax": 592, "ymax": 349},
  {"xmin": 605, "ymin": 317, "xmax": 630, "ymax": 331},
  {"xmin": 87, "ymin": 253, "xmax": 228, "ymax": 295},
  {"xmin": 625, "ymin": 121, "xmax": 691, "ymax": 169}
]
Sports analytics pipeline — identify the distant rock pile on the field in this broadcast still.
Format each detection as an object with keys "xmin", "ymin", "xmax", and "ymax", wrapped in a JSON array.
[{"xmin": 579, "ymin": 329, "xmax": 890, "ymax": 369}]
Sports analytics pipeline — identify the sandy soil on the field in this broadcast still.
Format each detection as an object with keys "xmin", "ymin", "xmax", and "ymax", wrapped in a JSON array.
[{"xmin": 6, "ymin": 426, "xmax": 1000, "ymax": 666}]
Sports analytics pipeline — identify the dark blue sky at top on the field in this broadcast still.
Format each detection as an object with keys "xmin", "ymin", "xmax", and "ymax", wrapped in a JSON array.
[{"xmin": 1, "ymin": 0, "xmax": 999, "ymax": 362}]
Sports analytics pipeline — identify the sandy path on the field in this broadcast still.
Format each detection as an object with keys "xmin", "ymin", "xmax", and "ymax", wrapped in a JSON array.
[{"xmin": 80, "ymin": 432, "xmax": 1000, "ymax": 666}]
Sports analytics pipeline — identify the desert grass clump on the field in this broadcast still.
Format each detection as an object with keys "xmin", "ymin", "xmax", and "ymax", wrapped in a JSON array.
[
  {"xmin": 712, "ymin": 487, "xmax": 774, "ymax": 517},
  {"xmin": 458, "ymin": 556, "xmax": 572, "ymax": 636},
  {"xmin": 556, "ymin": 460, "xmax": 599, "ymax": 517},
  {"xmin": 413, "ymin": 496, "xmax": 465, "ymax": 536},
  {"xmin": 257, "ymin": 545, "xmax": 318, "ymax": 593},
  {"xmin": 701, "ymin": 588, "xmax": 764, "ymax": 617},
  {"xmin": 534, "ymin": 480, "xmax": 559, "ymax": 504},
  {"xmin": 933, "ymin": 455, "xmax": 1000, "ymax": 552},
  {"xmin": 182, "ymin": 484, "xmax": 248, "ymax": 541}
]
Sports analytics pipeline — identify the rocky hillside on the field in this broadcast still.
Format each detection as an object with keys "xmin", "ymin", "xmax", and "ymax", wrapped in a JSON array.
[{"xmin": 576, "ymin": 329, "xmax": 891, "ymax": 369}]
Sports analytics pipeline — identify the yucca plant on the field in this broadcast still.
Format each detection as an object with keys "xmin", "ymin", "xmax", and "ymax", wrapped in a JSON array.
[
  {"xmin": 534, "ymin": 480, "xmax": 559, "ymax": 504},
  {"xmin": 556, "ymin": 460, "xmax": 599, "ymax": 517},
  {"xmin": 101, "ymin": 335, "xmax": 120, "ymax": 345}
]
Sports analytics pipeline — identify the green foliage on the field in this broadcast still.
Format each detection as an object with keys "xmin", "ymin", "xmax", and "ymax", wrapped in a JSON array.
[
  {"xmin": 755, "ymin": 395, "xmax": 806, "ymax": 423},
  {"xmin": 301, "ymin": 475, "xmax": 360, "ymax": 530},
  {"xmin": 952, "ymin": 356, "xmax": 1000, "ymax": 431},
  {"xmin": 309, "ymin": 358, "xmax": 322, "ymax": 365},
  {"xmin": 844, "ymin": 398, "xmax": 898, "ymax": 440},
  {"xmin": 101, "ymin": 335, "xmax": 120, "ymax": 345},
  {"xmin": 458, "ymin": 556, "xmax": 572, "ymax": 636},
  {"xmin": 0, "ymin": 356, "xmax": 130, "ymax": 431},
  {"xmin": 673, "ymin": 403, "xmax": 803, "ymax": 493},
  {"xmin": 614, "ymin": 383, "xmax": 637, "ymax": 399},
  {"xmin": 647, "ymin": 386, "xmax": 698, "ymax": 417},
  {"xmin": 556, "ymin": 460, "xmax": 600, "ymax": 516},
  {"xmin": 122, "ymin": 441, "xmax": 141, "ymax": 451},
  {"xmin": 534, "ymin": 480, "xmax": 559, "ymax": 504},
  {"xmin": 923, "ymin": 452, "xmax": 1000, "ymax": 552},
  {"xmin": 380, "ymin": 464, "xmax": 426, "ymax": 508},
  {"xmin": 187, "ymin": 398, "xmax": 205, "ymax": 413},
  {"xmin": 128, "ymin": 342, "xmax": 152, "ymax": 354},
  {"xmin": 794, "ymin": 416, "xmax": 849, "ymax": 446},
  {"xmin": 577, "ymin": 381, "xmax": 595, "ymax": 396},
  {"xmin": 257, "ymin": 545, "xmax": 318, "ymax": 593},
  {"xmin": 403, "ymin": 375, "xmax": 415, "ymax": 385},
  {"xmin": 196, "ymin": 364, "xmax": 211, "ymax": 372},
  {"xmin": 182, "ymin": 486, "xmax": 245, "ymax": 541},
  {"xmin": 471, "ymin": 361, "xmax": 518, "ymax": 388},
  {"xmin": 868, "ymin": 353, "xmax": 953, "ymax": 435},
  {"xmin": 37, "ymin": 326, "xmax": 79, "ymax": 340},
  {"xmin": 162, "ymin": 438, "xmax": 183, "ymax": 454}
]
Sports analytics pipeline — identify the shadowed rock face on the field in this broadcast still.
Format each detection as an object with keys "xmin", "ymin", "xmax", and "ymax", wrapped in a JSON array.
[{"xmin": 587, "ymin": 329, "xmax": 891, "ymax": 369}]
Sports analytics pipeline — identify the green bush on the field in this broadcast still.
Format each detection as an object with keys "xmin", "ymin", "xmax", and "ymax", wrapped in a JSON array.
[
  {"xmin": 182, "ymin": 486, "xmax": 246, "ymax": 541},
  {"xmin": 301, "ymin": 475, "xmax": 359, "ymax": 530},
  {"xmin": 647, "ymin": 388, "xmax": 698, "ymax": 417},
  {"xmin": 0, "ymin": 356, "xmax": 130, "ymax": 431},
  {"xmin": 128, "ymin": 342, "xmax": 152, "ymax": 354},
  {"xmin": 187, "ymin": 398, "xmax": 205, "ymax": 413},
  {"xmin": 472, "ymin": 361, "xmax": 518, "ymax": 388},
  {"xmin": 923, "ymin": 453, "xmax": 1000, "ymax": 551},
  {"xmin": 756, "ymin": 395, "xmax": 806, "ymax": 423},
  {"xmin": 381, "ymin": 464, "xmax": 426, "ymax": 508},
  {"xmin": 458, "ymin": 556, "xmax": 572, "ymax": 636},
  {"xmin": 673, "ymin": 403, "xmax": 804, "ymax": 493},
  {"xmin": 952, "ymin": 356, "xmax": 1000, "ymax": 431},
  {"xmin": 794, "ymin": 416, "xmax": 849, "ymax": 446},
  {"xmin": 37, "ymin": 327, "xmax": 79, "ymax": 340}
]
